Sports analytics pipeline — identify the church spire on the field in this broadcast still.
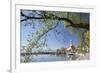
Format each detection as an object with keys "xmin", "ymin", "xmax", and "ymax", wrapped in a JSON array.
[{"xmin": 70, "ymin": 40, "xmax": 72, "ymax": 47}]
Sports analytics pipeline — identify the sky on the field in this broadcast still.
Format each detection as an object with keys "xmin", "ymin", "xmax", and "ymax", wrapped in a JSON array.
[{"xmin": 20, "ymin": 10, "xmax": 89, "ymax": 51}]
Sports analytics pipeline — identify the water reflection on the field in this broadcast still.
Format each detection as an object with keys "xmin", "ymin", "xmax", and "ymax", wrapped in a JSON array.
[{"xmin": 21, "ymin": 53, "xmax": 76, "ymax": 62}]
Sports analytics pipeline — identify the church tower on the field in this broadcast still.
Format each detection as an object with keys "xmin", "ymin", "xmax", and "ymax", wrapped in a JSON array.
[
  {"xmin": 70, "ymin": 40, "xmax": 73, "ymax": 47},
  {"xmin": 66, "ymin": 40, "xmax": 76, "ymax": 52}
]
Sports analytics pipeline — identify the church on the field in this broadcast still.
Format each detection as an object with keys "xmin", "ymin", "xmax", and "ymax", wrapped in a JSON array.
[{"xmin": 57, "ymin": 40, "xmax": 76, "ymax": 54}]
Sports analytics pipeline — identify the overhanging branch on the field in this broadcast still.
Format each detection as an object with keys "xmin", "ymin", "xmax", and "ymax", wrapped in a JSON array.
[{"xmin": 21, "ymin": 12, "xmax": 89, "ymax": 30}]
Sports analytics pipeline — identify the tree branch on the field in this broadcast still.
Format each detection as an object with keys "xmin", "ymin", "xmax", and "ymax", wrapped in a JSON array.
[
  {"xmin": 25, "ymin": 21, "xmax": 60, "ymax": 53},
  {"xmin": 21, "ymin": 12, "xmax": 89, "ymax": 30}
]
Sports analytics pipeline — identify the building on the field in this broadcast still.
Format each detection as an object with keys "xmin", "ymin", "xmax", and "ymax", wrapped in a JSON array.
[
  {"xmin": 66, "ymin": 40, "xmax": 76, "ymax": 53},
  {"xmin": 57, "ymin": 40, "xmax": 76, "ymax": 54}
]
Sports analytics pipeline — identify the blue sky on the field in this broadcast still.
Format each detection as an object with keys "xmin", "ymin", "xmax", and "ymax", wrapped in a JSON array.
[
  {"xmin": 20, "ymin": 10, "xmax": 89, "ymax": 51},
  {"xmin": 21, "ymin": 21, "xmax": 78, "ymax": 51},
  {"xmin": 45, "ymin": 21, "xmax": 78, "ymax": 50}
]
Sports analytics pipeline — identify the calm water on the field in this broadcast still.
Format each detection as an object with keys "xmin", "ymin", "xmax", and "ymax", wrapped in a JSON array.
[{"xmin": 21, "ymin": 54, "xmax": 75, "ymax": 62}]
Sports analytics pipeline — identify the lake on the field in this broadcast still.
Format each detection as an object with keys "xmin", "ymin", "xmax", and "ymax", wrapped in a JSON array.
[{"xmin": 21, "ymin": 53, "xmax": 75, "ymax": 62}]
